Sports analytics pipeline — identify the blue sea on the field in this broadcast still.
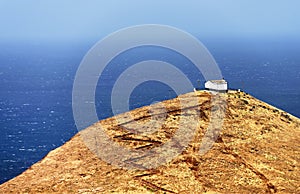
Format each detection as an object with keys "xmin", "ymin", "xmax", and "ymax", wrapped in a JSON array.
[{"xmin": 0, "ymin": 38, "xmax": 299, "ymax": 184}]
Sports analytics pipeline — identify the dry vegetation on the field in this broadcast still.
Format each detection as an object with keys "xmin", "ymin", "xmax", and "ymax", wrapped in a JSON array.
[{"xmin": 1, "ymin": 90, "xmax": 299, "ymax": 193}]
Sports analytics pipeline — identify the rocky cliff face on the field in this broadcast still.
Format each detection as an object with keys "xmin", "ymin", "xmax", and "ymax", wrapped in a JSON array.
[{"xmin": 1, "ymin": 91, "xmax": 299, "ymax": 193}]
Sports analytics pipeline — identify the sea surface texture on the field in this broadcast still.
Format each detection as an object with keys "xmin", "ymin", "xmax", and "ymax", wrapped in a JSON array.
[{"xmin": 0, "ymin": 38, "xmax": 299, "ymax": 183}]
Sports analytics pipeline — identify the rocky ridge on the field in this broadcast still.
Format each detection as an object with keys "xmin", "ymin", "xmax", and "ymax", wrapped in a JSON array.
[{"xmin": 0, "ymin": 90, "xmax": 299, "ymax": 193}]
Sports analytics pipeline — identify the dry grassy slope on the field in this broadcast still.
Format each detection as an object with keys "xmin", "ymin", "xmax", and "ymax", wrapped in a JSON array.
[{"xmin": 0, "ymin": 91, "xmax": 299, "ymax": 193}]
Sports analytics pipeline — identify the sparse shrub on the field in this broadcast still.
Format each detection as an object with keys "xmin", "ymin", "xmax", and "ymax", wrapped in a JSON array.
[
  {"xmin": 242, "ymin": 99, "xmax": 249, "ymax": 105},
  {"xmin": 281, "ymin": 113, "xmax": 292, "ymax": 122}
]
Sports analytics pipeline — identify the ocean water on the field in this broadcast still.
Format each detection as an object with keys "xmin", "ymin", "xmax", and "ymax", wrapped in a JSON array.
[{"xmin": 0, "ymin": 38, "xmax": 299, "ymax": 184}]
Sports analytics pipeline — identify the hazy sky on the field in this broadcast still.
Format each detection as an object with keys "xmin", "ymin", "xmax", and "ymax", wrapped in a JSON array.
[{"xmin": 0, "ymin": 0, "xmax": 300, "ymax": 42}]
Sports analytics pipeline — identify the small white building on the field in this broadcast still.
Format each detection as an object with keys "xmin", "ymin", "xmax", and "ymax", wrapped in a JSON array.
[{"xmin": 205, "ymin": 79, "xmax": 228, "ymax": 92}]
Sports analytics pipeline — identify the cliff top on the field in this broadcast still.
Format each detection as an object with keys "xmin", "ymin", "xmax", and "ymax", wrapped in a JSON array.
[{"xmin": 1, "ymin": 91, "xmax": 299, "ymax": 193}]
